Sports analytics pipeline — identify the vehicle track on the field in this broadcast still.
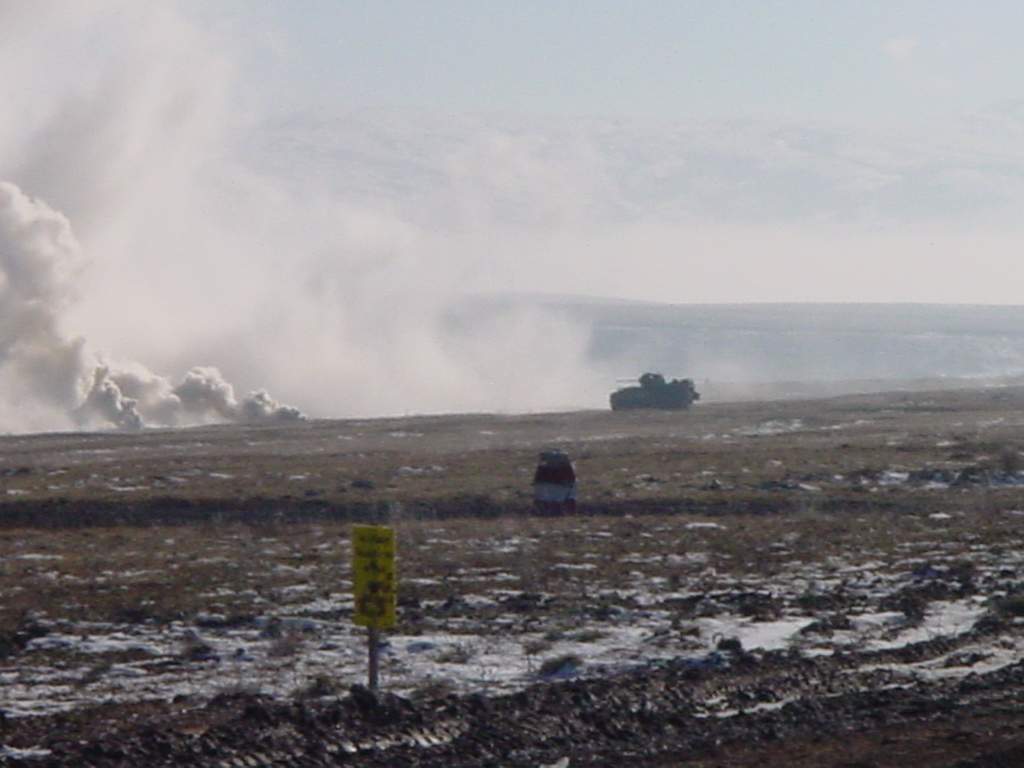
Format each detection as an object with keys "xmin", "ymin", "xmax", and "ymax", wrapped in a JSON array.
[{"xmin": 18, "ymin": 616, "xmax": 1024, "ymax": 767}]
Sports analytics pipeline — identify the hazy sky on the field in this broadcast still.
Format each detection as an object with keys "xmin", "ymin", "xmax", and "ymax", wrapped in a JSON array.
[
  {"xmin": 183, "ymin": 0, "xmax": 1024, "ymax": 306},
  {"xmin": 6, "ymin": 2, "xmax": 1024, "ymax": 312},
  {"xmin": 3, "ymin": 1, "xmax": 1024, "ymax": 427},
  {"xmin": 207, "ymin": 1, "xmax": 1024, "ymax": 130}
]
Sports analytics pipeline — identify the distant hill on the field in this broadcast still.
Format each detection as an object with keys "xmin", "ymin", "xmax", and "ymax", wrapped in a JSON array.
[
  {"xmin": 238, "ymin": 110, "xmax": 1024, "ymax": 407},
  {"xmin": 453, "ymin": 296, "xmax": 1024, "ymax": 399}
]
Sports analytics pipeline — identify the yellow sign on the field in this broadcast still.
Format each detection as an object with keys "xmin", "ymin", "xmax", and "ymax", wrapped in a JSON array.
[{"xmin": 352, "ymin": 524, "xmax": 397, "ymax": 629}]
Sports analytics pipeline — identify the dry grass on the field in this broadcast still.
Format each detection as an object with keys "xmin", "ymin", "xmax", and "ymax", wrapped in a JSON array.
[
  {"xmin": 2, "ymin": 385, "xmax": 1024, "ymax": 715},
  {"xmin": 1, "ymin": 387, "xmax": 1021, "ymax": 515},
  {"xmin": 0, "ymin": 501, "xmax": 1020, "ymax": 640}
]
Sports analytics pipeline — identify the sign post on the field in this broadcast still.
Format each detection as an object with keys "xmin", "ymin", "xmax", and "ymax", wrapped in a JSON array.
[{"xmin": 352, "ymin": 524, "xmax": 396, "ymax": 691}]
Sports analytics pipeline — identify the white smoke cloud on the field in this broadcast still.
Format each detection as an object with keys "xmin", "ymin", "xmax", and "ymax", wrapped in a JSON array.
[
  {"xmin": 0, "ymin": 3, "xmax": 605, "ymax": 432},
  {"xmin": 75, "ymin": 366, "xmax": 143, "ymax": 431},
  {"xmin": 0, "ymin": 181, "xmax": 90, "ymax": 426},
  {"xmin": 0, "ymin": 180, "xmax": 303, "ymax": 430},
  {"xmin": 9, "ymin": 4, "xmax": 1024, "ymax": 433}
]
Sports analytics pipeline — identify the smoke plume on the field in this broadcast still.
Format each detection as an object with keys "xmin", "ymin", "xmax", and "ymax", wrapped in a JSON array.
[
  {"xmin": 0, "ymin": 181, "xmax": 302, "ymax": 430},
  {"xmin": 0, "ymin": 3, "xmax": 608, "ymax": 433}
]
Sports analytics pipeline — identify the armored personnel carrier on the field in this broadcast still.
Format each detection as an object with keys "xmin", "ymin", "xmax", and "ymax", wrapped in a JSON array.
[{"xmin": 610, "ymin": 373, "xmax": 700, "ymax": 411}]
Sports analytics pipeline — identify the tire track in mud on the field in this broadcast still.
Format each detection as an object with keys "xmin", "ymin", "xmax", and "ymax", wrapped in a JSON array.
[{"xmin": 16, "ymin": 616, "xmax": 1024, "ymax": 767}]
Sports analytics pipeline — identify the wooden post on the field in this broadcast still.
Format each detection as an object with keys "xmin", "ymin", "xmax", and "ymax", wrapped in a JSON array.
[{"xmin": 368, "ymin": 626, "xmax": 380, "ymax": 691}]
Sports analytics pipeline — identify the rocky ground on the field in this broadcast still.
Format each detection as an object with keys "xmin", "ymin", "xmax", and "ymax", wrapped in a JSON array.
[{"xmin": 2, "ymin": 386, "xmax": 1024, "ymax": 765}]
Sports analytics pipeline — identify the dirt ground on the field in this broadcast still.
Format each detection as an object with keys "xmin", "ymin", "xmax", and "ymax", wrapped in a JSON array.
[{"xmin": 2, "ymin": 386, "xmax": 1024, "ymax": 766}]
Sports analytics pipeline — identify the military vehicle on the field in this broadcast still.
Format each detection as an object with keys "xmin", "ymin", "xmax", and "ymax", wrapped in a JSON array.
[{"xmin": 610, "ymin": 373, "xmax": 700, "ymax": 411}]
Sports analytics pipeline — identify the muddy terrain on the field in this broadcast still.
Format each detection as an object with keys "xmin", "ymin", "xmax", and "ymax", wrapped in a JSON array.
[{"xmin": 2, "ymin": 386, "xmax": 1024, "ymax": 765}]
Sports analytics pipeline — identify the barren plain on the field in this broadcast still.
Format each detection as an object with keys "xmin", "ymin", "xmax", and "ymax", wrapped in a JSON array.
[{"xmin": 3, "ymin": 386, "xmax": 1024, "ymax": 765}]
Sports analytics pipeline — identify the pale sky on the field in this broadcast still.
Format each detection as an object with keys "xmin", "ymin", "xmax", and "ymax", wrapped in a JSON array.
[
  {"xmin": 3, "ymin": 1, "xmax": 1024, "ymax": 421},
  {"xmin": 203, "ymin": 1, "xmax": 1024, "ymax": 130},
  {"xmin": 5, "ymin": 1, "xmax": 1024, "ymax": 314},
  {"xmin": 191, "ymin": 1, "xmax": 1024, "ymax": 305}
]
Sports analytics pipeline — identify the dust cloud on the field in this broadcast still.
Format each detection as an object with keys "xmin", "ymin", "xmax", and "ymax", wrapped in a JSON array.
[
  {"xmin": 0, "ymin": 4, "xmax": 601, "ymax": 432},
  {"xmin": 0, "ymin": 181, "xmax": 302, "ymax": 430}
]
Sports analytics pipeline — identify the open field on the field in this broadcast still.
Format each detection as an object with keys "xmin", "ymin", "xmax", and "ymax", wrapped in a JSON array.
[{"xmin": 3, "ymin": 386, "xmax": 1024, "ymax": 765}]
